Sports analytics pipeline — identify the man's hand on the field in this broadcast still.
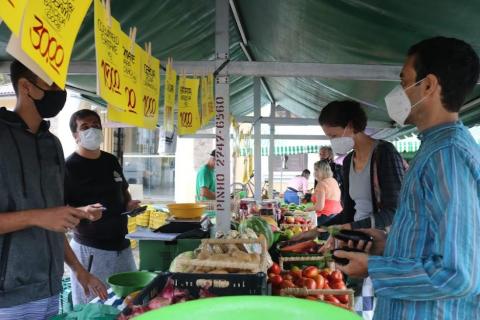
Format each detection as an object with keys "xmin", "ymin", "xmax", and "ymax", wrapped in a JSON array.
[
  {"xmin": 126, "ymin": 200, "xmax": 141, "ymax": 212},
  {"xmin": 79, "ymin": 203, "xmax": 105, "ymax": 222},
  {"xmin": 353, "ymin": 228, "xmax": 387, "ymax": 256},
  {"xmin": 335, "ymin": 250, "xmax": 369, "ymax": 279},
  {"xmin": 35, "ymin": 206, "xmax": 90, "ymax": 233},
  {"xmin": 75, "ymin": 269, "xmax": 108, "ymax": 301}
]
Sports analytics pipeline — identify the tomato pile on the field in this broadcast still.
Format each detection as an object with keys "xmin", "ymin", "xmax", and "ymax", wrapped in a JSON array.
[{"xmin": 268, "ymin": 263, "xmax": 350, "ymax": 308}]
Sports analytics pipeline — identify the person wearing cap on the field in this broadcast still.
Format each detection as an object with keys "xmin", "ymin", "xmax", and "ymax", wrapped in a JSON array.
[{"xmin": 195, "ymin": 150, "xmax": 216, "ymax": 201}]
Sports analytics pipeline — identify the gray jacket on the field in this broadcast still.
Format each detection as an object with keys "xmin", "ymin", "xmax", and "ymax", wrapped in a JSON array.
[{"xmin": 0, "ymin": 108, "xmax": 65, "ymax": 308}]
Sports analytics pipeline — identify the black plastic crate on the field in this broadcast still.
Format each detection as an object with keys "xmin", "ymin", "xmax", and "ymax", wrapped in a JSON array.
[{"xmin": 122, "ymin": 272, "xmax": 267, "ymax": 316}]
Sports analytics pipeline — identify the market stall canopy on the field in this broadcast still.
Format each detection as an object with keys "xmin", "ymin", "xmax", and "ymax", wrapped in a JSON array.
[{"xmin": 1, "ymin": 0, "xmax": 480, "ymax": 138}]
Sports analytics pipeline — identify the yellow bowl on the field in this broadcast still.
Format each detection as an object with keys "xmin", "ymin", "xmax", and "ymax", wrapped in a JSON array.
[{"xmin": 167, "ymin": 203, "xmax": 206, "ymax": 219}]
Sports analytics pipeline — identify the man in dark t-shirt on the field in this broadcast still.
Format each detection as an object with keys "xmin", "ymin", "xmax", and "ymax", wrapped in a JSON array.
[{"xmin": 65, "ymin": 109, "xmax": 140, "ymax": 305}]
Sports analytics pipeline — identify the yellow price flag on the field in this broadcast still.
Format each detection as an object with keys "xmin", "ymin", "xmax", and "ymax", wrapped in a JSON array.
[
  {"xmin": 163, "ymin": 59, "xmax": 176, "ymax": 133},
  {"xmin": 20, "ymin": 0, "xmax": 92, "ymax": 89},
  {"xmin": 177, "ymin": 76, "xmax": 201, "ymax": 135},
  {"xmin": 107, "ymin": 31, "xmax": 145, "ymax": 128},
  {"xmin": 0, "ymin": 0, "xmax": 28, "ymax": 36},
  {"xmin": 94, "ymin": 0, "xmax": 125, "ymax": 110},
  {"xmin": 206, "ymin": 73, "xmax": 215, "ymax": 121},
  {"xmin": 200, "ymin": 74, "xmax": 215, "ymax": 126},
  {"xmin": 119, "ymin": 30, "xmax": 143, "ymax": 121},
  {"xmin": 139, "ymin": 48, "xmax": 160, "ymax": 129},
  {"xmin": 200, "ymin": 76, "xmax": 208, "ymax": 126}
]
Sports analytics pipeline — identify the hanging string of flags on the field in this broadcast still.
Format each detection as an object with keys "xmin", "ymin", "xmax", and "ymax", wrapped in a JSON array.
[{"xmin": 0, "ymin": 0, "xmax": 215, "ymax": 134}]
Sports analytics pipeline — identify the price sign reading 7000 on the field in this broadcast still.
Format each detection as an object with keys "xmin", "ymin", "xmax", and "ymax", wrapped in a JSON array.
[
  {"xmin": 100, "ymin": 60, "xmax": 121, "ymax": 94},
  {"xmin": 143, "ymin": 95, "xmax": 157, "ymax": 118},
  {"xmin": 179, "ymin": 111, "xmax": 193, "ymax": 128},
  {"xmin": 29, "ymin": 15, "xmax": 65, "ymax": 74}
]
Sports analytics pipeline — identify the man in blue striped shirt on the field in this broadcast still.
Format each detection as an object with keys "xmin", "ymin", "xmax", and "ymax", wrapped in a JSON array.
[{"xmin": 335, "ymin": 37, "xmax": 480, "ymax": 319}]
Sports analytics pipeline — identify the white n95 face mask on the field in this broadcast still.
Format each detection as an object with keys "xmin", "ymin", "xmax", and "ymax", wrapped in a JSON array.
[
  {"xmin": 385, "ymin": 78, "xmax": 428, "ymax": 126},
  {"xmin": 330, "ymin": 127, "xmax": 354, "ymax": 155},
  {"xmin": 79, "ymin": 128, "xmax": 103, "ymax": 151}
]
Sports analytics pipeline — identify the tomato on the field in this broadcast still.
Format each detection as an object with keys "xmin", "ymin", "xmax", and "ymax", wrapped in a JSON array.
[
  {"xmin": 330, "ymin": 280, "xmax": 346, "ymax": 290},
  {"xmin": 305, "ymin": 295, "xmax": 318, "ymax": 301},
  {"xmin": 304, "ymin": 278, "xmax": 317, "ymax": 290},
  {"xmin": 323, "ymin": 282, "xmax": 331, "ymax": 290},
  {"xmin": 269, "ymin": 263, "xmax": 281, "ymax": 275},
  {"xmin": 269, "ymin": 273, "xmax": 277, "ymax": 279},
  {"xmin": 320, "ymin": 270, "xmax": 331, "ymax": 279},
  {"xmin": 323, "ymin": 277, "xmax": 329, "ymax": 287},
  {"xmin": 282, "ymin": 273, "xmax": 293, "ymax": 281},
  {"xmin": 329, "ymin": 270, "xmax": 343, "ymax": 282},
  {"xmin": 295, "ymin": 277, "xmax": 309, "ymax": 288},
  {"xmin": 312, "ymin": 275, "xmax": 325, "ymax": 289},
  {"xmin": 281, "ymin": 279, "xmax": 296, "ymax": 289},
  {"xmin": 302, "ymin": 266, "xmax": 319, "ymax": 278},
  {"xmin": 270, "ymin": 275, "xmax": 283, "ymax": 286},
  {"xmin": 290, "ymin": 266, "xmax": 303, "ymax": 279},
  {"xmin": 337, "ymin": 294, "xmax": 350, "ymax": 304},
  {"xmin": 324, "ymin": 295, "xmax": 340, "ymax": 304}
]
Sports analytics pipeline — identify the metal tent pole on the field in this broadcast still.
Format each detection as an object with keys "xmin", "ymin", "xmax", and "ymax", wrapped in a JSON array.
[
  {"xmin": 253, "ymin": 77, "xmax": 262, "ymax": 202},
  {"xmin": 214, "ymin": 0, "xmax": 231, "ymax": 235},
  {"xmin": 268, "ymin": 102, "xmax": 275, "ymax": 198}
]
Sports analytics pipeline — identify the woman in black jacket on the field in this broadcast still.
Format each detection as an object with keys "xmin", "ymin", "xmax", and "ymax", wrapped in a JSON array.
[
  {"xmin": 293, "ymin": 100, "xmax": 406, "ymax": 318},
  {"xmin": 295, "ymin": 100, "xmax": 405, "ymax": 235},
  {"xmin": 321, "ymin": 100, "xmax": 405, "ymax": 230}
]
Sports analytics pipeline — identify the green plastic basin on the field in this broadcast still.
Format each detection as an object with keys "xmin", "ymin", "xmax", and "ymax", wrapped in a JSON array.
[
  {"xmin": 107, "ymin": 271, "xmax": 157, "ymax": 297},
  {"xmin": 136, "ymin": 296, "xmax": 361, "ymax": 320}
]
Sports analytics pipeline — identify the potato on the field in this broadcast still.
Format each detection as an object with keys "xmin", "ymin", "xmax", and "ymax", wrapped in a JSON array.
[
  {"xmin": 197, "ymin": 251, "xmax": 211, "ymax": 260},
  {"xmin": 209, "ymin": 269, "xmax": 228, "ymax": 274},
  {"xmin": 230, "ymin": 250, "xmax": 252, "ymax": 262}
]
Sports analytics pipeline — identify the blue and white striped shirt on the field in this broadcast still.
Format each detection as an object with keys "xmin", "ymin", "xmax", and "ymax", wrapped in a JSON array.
[{"xmin": 368, "ymin": 122, "xmax": 480, "ymax": 320}]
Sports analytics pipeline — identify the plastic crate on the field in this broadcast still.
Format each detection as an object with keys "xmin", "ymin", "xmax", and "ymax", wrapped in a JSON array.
[
  {"xmin": 121, "ymin": 272, "xmax": 267, "ymax": 316},
  {"xmin": 148, "ymin": 211, "xmax": 167, "ymax": 229},
  {"xmin": 128, "ymin": 217, "xmax": 138, "ymax": 249},
  {"xmin": 139, "ymin": 239, "xmax": 202, "ymax": 271},
  {"xmin": 136, "ymin": 212, "xmax": 150, "ymax": 227}
]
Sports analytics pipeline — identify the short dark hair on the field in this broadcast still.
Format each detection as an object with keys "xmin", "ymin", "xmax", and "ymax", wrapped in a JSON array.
[
  {"xmin": 10, "ymin": 60, "xmax": 38, "ymax": 95},
  {"xmin": 318, "ymin": 100, "xmax": 367, "ymax": 133},
  {"xmin": 302, "ymin": 169, "xmax": 311, "ymax": 177},
  {"xmin": 69, "ymin": 109, "xmax": 102, "ymax": 133},
  {"xmin": 407, "ymin": 37, "xmax": 480, "ymax": 112}
]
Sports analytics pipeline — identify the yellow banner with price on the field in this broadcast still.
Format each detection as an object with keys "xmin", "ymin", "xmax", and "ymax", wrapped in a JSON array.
[
  {"xmin": 163, "ymin": 60, "xmax": 176, "ymax": 133},
  {"xmin": 0, "ymin": 0, "xmax": 28, "ymax": 36},
  {"xmin": 107, "ymin": 31, "xmax": 145, "ymax": 128},
  {"xmin": 177, "ymin": 76, "xmax": 201, "ymax": 135},
  {"xmin": 200, "ymin": 74, "xmax": 215, "ymax": 126},
  {"xmin": 139, "ymin": 50, "xmax": 160, "ymax": 129},
  {"xmin": 94, "ymin": 0, "xmax": 125, "ymax": 110},
  {"xmin": 20, "ymin": 0, "xmax": 92, "ymax": 89}
]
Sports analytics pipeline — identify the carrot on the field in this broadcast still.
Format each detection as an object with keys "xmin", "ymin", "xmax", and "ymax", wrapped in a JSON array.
[{"xmin": 280, "ymin": 240, "xmax": 316, "ymax": 253}]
